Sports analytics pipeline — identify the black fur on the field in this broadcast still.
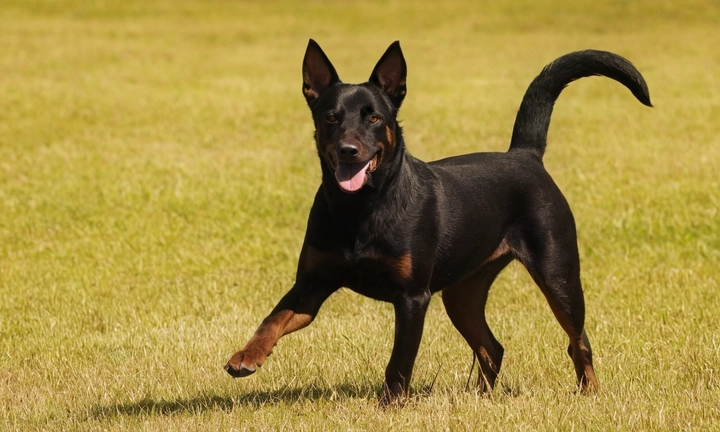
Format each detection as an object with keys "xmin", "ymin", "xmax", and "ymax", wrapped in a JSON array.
[{"xmin": 225, "ymin": 40, "xmax": 652, "ymax": 405}]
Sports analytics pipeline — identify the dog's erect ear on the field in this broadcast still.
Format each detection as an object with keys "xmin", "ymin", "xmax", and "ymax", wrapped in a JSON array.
[
  {"xmin": 302, "ymin": 39, "xmax": 340, "ymax": 104},
  {"xmin": 369, "ymin": 41, "xmax": 407, "ymax": 108}
]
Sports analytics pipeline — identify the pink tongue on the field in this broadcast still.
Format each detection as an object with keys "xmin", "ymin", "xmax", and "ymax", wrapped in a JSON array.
[{"xmin": 335, "ymin": 161, "xmax": 370, "ymax": 192}]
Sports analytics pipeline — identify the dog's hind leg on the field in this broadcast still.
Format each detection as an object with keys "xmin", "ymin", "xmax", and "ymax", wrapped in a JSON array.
[
  {"xmin": 514, "ymin": 222, "xmax": 599, "ymax": 393},
  {"xmin": 535, "ymin": 273, "xmax": 597, "ymax": 393},
  {"xmin": 441, "ymin": 255, "xmax": 513, "ymax": 392}
]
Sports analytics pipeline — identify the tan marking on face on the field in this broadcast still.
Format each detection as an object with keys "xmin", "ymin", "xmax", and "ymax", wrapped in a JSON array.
[
  {"xmin": 385, "ymin": 125, "xmax": 396, "ymax": 155},
  {"xmin": 375, "ymin": 125, "xmax": 396, "ymax": 168}
]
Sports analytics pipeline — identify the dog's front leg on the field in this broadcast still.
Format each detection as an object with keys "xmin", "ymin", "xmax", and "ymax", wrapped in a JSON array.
[
  {"xmin": 380, "ymin": 290, "xmax": 431, "ymax": 406},
  {"xmin": 225, "ymin": 282, "xmax": 336, "ymax": 378}
]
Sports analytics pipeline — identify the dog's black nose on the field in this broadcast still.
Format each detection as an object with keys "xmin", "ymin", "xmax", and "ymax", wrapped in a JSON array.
[{"xmin": 338, "ymin": 143, "xmax": 360, "ymax": 161}]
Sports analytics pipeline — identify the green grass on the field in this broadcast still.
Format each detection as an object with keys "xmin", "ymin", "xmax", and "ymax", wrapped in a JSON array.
[{"xmin": 1, "ymin": 0, "xmax": 719, "ymax": 430}]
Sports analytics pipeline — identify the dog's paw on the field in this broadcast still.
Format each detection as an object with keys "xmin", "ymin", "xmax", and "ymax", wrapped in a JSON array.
[
  {"xmin": 379, "ymin": 381, "xmax": 407, "ymax": 408},
  {"xmin": 224, "ymin": 349, "xmax": 265, "ymax": 378}
]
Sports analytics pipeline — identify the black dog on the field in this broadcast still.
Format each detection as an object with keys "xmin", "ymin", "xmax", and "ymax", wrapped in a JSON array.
[{"xmin": 226, "ymin": 40, "xmax": 652, "ymax": 405}]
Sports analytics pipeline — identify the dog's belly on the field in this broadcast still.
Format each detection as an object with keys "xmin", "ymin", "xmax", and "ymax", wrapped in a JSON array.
[{"xmin": 429, "ymin": 238, "xmax": 513, "ymax": 291}]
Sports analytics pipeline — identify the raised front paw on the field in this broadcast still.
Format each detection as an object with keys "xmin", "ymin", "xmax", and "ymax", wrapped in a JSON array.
[{"xmin": 224, "ymin": 347, "xmax": 267, "ymax": 378}]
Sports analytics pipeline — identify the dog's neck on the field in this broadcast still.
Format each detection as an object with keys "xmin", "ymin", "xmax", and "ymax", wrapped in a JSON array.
[{"xmin": 319, "ymin": 132, "xmax": 420, "ymax": 224}]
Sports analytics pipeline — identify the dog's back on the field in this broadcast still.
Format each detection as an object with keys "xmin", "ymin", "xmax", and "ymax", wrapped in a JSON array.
[{"xmin": 425, "ymin": 50, "xmax": 652, "ymax": 289}]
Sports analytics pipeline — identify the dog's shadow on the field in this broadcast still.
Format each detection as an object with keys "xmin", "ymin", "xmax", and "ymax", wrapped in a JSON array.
[
  {"xmin": 91, "ymin": 381, "xmax": 516, "ymax": 418},
  {"xmin": 91, "ymin": 383, "xmax": 382, "ymax": 418}
]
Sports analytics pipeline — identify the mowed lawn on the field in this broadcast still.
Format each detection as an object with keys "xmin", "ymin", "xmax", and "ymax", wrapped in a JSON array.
[{"xmin": 1, "ymin": 0, "xmax": 718, "ymax": 430}]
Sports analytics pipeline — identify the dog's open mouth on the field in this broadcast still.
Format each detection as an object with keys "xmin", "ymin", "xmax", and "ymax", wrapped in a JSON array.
[{"xmin": 335, "ymin": 154, "xmax": 379, "ymax": 193}]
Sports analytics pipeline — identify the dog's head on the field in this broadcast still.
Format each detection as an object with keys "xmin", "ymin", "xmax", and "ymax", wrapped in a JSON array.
[{"xmin": 302, "ymin": 39, "xmax": 407, "ymax": 194}]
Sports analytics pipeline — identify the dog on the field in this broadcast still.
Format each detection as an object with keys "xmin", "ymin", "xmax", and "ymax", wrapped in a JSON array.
[{"xmin": 225, "ymin": 39, "xmax": 652, "ymax": 405}]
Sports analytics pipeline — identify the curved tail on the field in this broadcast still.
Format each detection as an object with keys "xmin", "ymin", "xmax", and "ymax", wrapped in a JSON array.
[{"xmin": 508, "ymin": 50, "xmax": 652, "ymax": 158}]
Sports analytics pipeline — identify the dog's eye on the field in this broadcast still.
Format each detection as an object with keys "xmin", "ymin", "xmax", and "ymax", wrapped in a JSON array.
[
  {"xmin": 368, "ymin": 115, "xmax": 381, "ymax": 124},
  {"xmin": 325, "ymin": 114, "xmax": 337, "ymax": 123}
]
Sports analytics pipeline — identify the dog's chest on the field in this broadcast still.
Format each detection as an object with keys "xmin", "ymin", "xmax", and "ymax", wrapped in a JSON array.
[
  {"xmin": 301, "ymin": 244, "xmax": 412, "ymax": 301},
  {"xmin": 344, "ymin": 250, "xmax": 413, "ymax": 301}
]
